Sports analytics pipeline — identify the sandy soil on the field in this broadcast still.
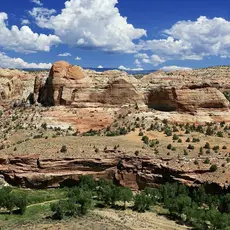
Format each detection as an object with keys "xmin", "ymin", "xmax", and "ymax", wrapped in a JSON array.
[{"xmin": 15, "ymin": 209, "xmax": 188, "ymax": 230}]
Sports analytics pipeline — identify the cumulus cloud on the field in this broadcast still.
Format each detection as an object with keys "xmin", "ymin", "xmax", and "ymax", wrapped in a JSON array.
[
  {"xmin": 134, "ymin": 59, "xmax": 142, "ymax": 67},
  {"xmin": 135, "ymin": 53, "xmax": 165, "ymax": 66},
  {"xmin": 0, "ymin": 12, "xmax": 61, "ymax": 53},
  {"xmin": 58, "ymin": 52, "xmax": 71, "ymax": 57},
  {"xmin": 160, "ymin": 66, "xmax": 192, "ymax": 72},
  {"xmin": 21, "ymin": 19, "xmax": 30, "ymax": 25},
  {"xmin": 30, "ymin": 0, "xmax": 147, "ymax": 53},
  {"xmin": 150, "ymin": 55, "xmax": 166, "ymax": 66},
  {"xmin": 118, "ymin": 65, "xmax": 143, "ymax": 71},
  {"xmin": 29, "ymin": 7, "xmax": 56, "ymax": 27},
  {"xmin": 139, "ymin": 16, "xmax": 230, "ymax": 63},
  {"xmin": 98, "ymin": 65, "xmax": 103, "ymax": 68},
  {"xmin": 30, "ymin": 0, "xmax": 43, "ymax": 6},
  {"xmin": 75, "ymin": 56, "xmax": 81, "ymax": 60},
  {"xmin": 134, "ymin": 53, "xmax": 149, "ymax": 59},
  {"xmin": 0, "ymin": 52, "xmax": 51, "ymax": 69}
]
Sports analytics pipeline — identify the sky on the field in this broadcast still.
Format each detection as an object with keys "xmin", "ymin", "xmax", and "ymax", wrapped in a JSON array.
[{"xmin": 0, "ymin": 0, "xmax": 229, "ymax": 70}]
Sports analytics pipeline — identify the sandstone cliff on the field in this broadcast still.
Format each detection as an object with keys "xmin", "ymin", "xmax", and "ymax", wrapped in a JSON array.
[
  {"xmin": 36, "ymin": 61, "xmax": 144, "ymax": 108},
  {"xmin": 1, "ymin": 62, "xmax": 228, "ymax": 112},
  {"xmin": 0, "ymin": 155, "xmax": 226, "ymax": 194},
  {"xmin": 34, "ymin": 61, "xmax": 229, "ymax": 112},
  {"xmin": 0, "ymin": 69, "xmax": 48, "ymax": 107}
]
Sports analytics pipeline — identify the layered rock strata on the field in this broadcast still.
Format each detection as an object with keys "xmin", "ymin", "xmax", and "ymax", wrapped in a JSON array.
[
  {"xmin": 0, "ymin": 155, "xmax": 226, "ymax": 194},
  {"xmin": 34, "ymin": 61, "xmax": 229, "ymax": 112}
]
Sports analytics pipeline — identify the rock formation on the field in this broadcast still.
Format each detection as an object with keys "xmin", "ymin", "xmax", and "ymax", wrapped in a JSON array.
[
  {"xmin": 0, "ymin": 69, "xmax": 47, "ymax": 107},
  {"xmin": 0, "ymin": 155, "xmax": 227, "ymax": 194},
  {"xmin": 36, "ymin": 61, "xmax": 145, "ymax": 108},
  {"xmin": 147, "ymin": 87, "xmax": 229, "ymax": 112},
  {"xmin": 0, "ymin": 70, "xmax": 23, "ymax": 105},
  {"xmin": 34, "ymin": 61, "xmax": 229, "ymax": 112}
]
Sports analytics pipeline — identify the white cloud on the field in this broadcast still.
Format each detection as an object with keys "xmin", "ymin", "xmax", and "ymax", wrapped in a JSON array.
[
  {"xmin": 0, "ymin": 52, "xmax": 51, "ymax": 69},
  {"xmin": 118, "ymin": 65, "xmax": 143, "ymax": 71},
  {"xmin": 58, "ymin": 52, "xmax": 71, "ymax": 57},
  {"xmin": 30, "ymin": 0, "xmax": 43, "ymax": 6},
  {"xmin": 150, "ymin": 55, "xmax": 166, "ymax": 66},
  {"xmin": 21, "ymin": 19, "xmax": 30, "ymax": 25},
  {"xmin": 75, "ymin": 56, "xmax": 81, "ymax": 60},
  {"xmin": 0, "ymin": 12, "xmax": 61, "ymax": 53},
  {"xmin": 98, "ymin": 65, "xmax": 103, "ymax": 68},
  {"xmin": 30, "ymin": 0, "xmax": 146, "ymax": 53},
  {"xmin": 134, "ymin": 53, "xmax": 149, "ymax": 59},
  {"xmin": 139, "ymin": 16, "xmax": 230, "ymax": 62},
  {"xmin": 134, "ymin": 59, "xmax": 142, "ymax": 67},
  {"xmin": 29, "ymin": 7, "xmax": 56, "ymax": 27},
  {"xmin": 161, "ymin": 66, "xmax": 192, "ymax": 72},
  {"xmin": 135, "ymin": 53, "xmax": 165, "ymax": 66}
]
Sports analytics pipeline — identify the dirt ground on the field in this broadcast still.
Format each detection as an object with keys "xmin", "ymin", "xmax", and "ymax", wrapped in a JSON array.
[{"xmin": 16, "ymin": 209, "xmax": 188, "ymax": 230}]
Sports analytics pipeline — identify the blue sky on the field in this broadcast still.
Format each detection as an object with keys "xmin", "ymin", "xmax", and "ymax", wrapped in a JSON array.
[{"xmin": 0, "ymin": 0, "xmax": 229, "ymax": 70}]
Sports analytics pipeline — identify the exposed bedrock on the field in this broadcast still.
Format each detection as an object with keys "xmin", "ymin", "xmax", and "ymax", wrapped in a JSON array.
[
  {"xmin": 147, "ymin": 87, "xmax": 229, "ymax": 112},
  {"xmin": 34, "ymin": 61, "xmax": 229, "ymax": 112},
  {"xmin": 36, "ymin": 61, "xmax": 144, "ymax": 108},
  {"xmin": 0, "ymin": 155, "xmax": 228, "ymax": 194}
]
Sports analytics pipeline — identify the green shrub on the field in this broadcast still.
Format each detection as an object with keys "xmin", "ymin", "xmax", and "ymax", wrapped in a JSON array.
[
  {"xmin": 60, "ymin": 145, "xmax": 67, "ymax": 153},
  {"xmin": 210, "ymin": 164, "xmax": 218, "ymax": 172},
  {"xmin": 206, "ymin": 126, "xmax": 214, "ymax": 136},
  {"xmin": 0, "ymin": 187, "xmax": 27, "ymax": 214},
  {"xmin": 134, "ymin": 191, "xmax": 152, "ymax": 212},
  {"xmin": 171, "ymin": 147, "xmax": 176, "ymax": 151},
  {"xmin": 184, "ymin": 149, "xmax": 188, "ymax": 155},
  {"xmin": 41, "ymin": 123, "xmax": 47, "ymax": 130},
  {"xmin": 204, "ymin": 142, "xmax": 210, "ymax": 149},
  {"xmin": 173, "ymin": 134, "xmax": 179, "ymax": 141},
  {"xmin": 217, "ymin": 131, "xmax": 223, "ymax": 137},
  {"xmin": 203, "ymin": 158, "xmax": 210, "ymax": 164},
  {"xmin": 139, "ymin": 131, "xmax": 144, "ymax": 136},
  {"xmin": 142, "ymin": 136, "xmax": 149, "ymax": 145},
  {"xmin": 194, "ymin": 160, "xmax": 198, "ymax": 165},
  {"xmin": 164, "ymin": 128, "xmax": 172, "ymax": 136},
  {"xmin": 51, "ymin": 199, "xmax": 76, "ymax": 220},
  {"xmin": 186, "ymin": 138, "xmax": 190, "ymax": 143},
  {"xmin": 119, "ymin": 187, "xmax": 133, "ymax": 209},
  {"xmin": 213, "ymin": 146, "xmax": 219, "ymax": 151},
  {"xmin": 167, "ymin": 144, "xmax": 172, "ymax": 150},
  {"xmin": 199, "ymin": 147, "xmax": 203, "ymax": 155},
  {"xmin": 188, "ymin": 144, "xmax": 195, "ymax": 150}
]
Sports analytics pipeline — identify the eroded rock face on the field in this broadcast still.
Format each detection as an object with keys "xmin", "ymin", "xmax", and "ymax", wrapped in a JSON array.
[
  {"xmin": 147, "ymin": 87, "xmax": 229, "ymax": 112},
  {"xmin": 0, "ymin": 70, "xmax": 24, "ymax": 105},
  {"xmin": 0, "ymin": 155, "xmax": 227, "ymax": 193},
  {"xmin": 36, "ymin": 61, "xmax": 229, "ymax": 112},
  {"xmin": 38, "ymin": 61, "xmax": 144, "ymax": 108},
  {"xmin": 0, "ymin": 69, "xmax": 48, "ymax": 107},
  {"xmin": 0, "ymin": 62, "xmax": 229, "ymax": 113}
]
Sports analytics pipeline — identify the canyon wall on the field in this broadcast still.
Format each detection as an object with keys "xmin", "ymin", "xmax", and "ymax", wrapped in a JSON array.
[
  {"xmin": 0, "ymin": 62, "xmax": 229, "ymax": 112},
  {"xmin": 34, "ymin": 61, "xmax": 230, "ymax": 112},
  {"xmin": 0, "ymin": 155, "xmax": 226, "ymax": 194}
]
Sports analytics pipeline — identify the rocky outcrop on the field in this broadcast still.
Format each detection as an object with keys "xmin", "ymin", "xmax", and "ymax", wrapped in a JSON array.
[
  {"xmin": 147, "ymin": 87, "xmax": 229, "ymax": 112},
  {"xmin": 38, "ymin": 61, "xmax": 144, "ymax": 108},
  {"xmin": 0, "ymin": 70, "xmax": 23, "ymax": 104},
  {"xmin": 35, "ymin": 61, "xmax": 229, "ymax": 112},
  {"xmin": 0, "ymin": 155, "xmax": 227, "ymax": 193},
  {"xmin": 0, "ymin": 69, "xmax": 47, "ymax": 107},
  {"xmin": 0, "ymin": 63, "xmax": 229, "ymax": 112}
]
